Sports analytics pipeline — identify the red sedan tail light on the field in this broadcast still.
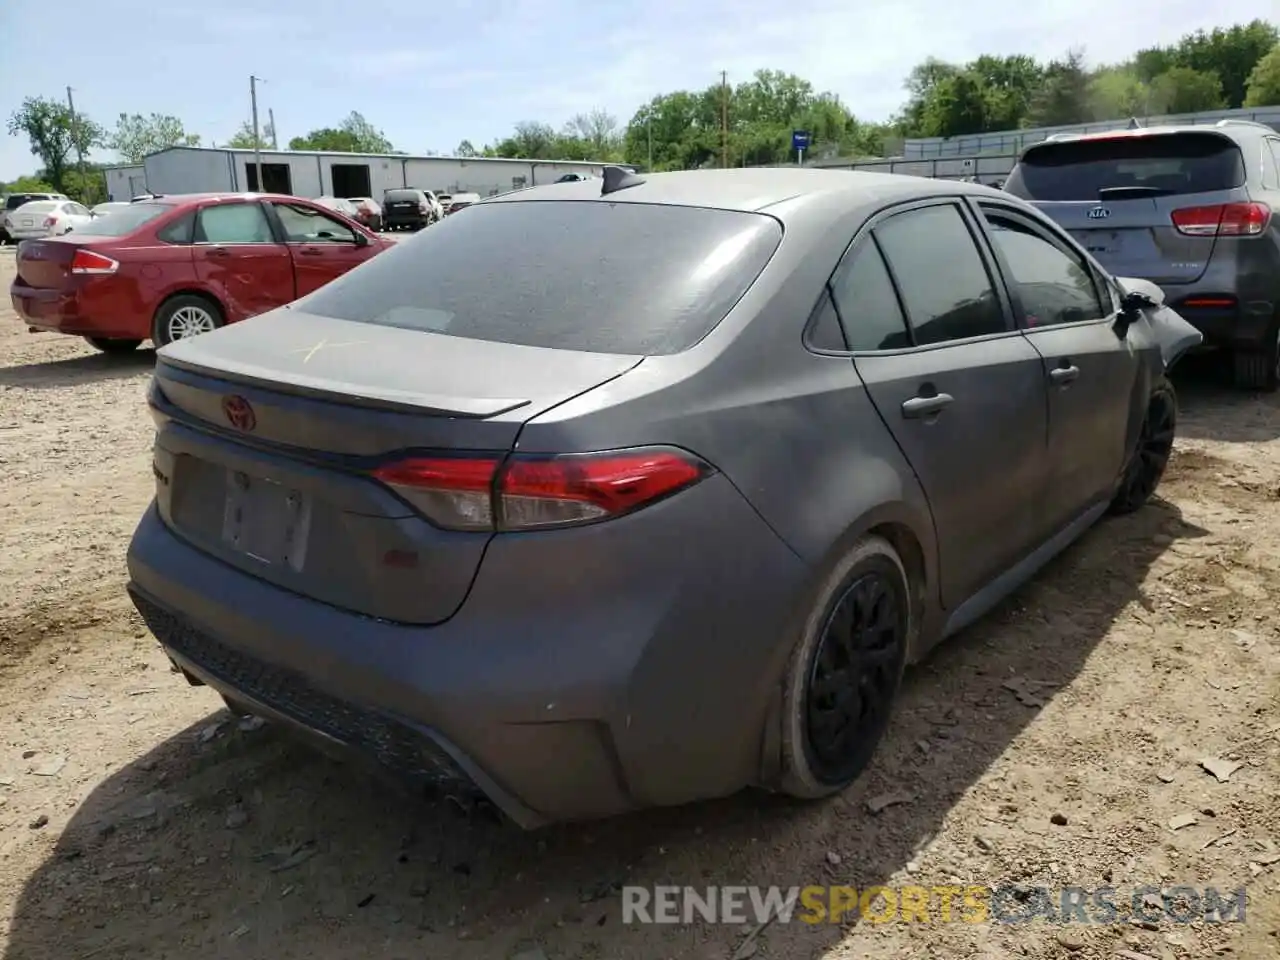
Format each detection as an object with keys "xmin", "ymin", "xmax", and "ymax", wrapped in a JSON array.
[
  {"xmin": 1170, "ymin": 202, "xmax": 1270, "ymax": 237},
  {"xmin": 70, "ymin": 249, "xmax": 120, "ymax": 275},
  {"xmin": 371, "ymin": 447, "xmax": 712, "ymax": 531}
]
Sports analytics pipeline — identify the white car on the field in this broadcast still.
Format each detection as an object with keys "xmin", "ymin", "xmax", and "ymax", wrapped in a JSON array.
[{"xmin": 5, "ymin": 199, "xmax": 94, "ymax": 240}]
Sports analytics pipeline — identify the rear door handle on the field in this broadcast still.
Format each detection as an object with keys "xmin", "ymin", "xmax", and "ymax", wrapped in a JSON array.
[
  {"xmin": 901, "ymin": 393, "xmax": 954, "ymax": 419},
  {"xmin": 298, "ymin": 247, "xmax": 323, "ymax": 257},
  {"xmin": 205, "ymin": 246, "xmax": 230, "ymax": 257},
  {"xmin": 1050, "ymin": 365, "xmax": 1080, "ymax": 385}
]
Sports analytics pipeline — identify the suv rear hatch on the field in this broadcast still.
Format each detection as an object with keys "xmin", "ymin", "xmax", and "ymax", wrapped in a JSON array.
[
  {"xmin": 148, "ymin": 197, "xmax": 781, "ymax": 626},
  {"xmin": 1004, "ymin": 130, "xmax": 1250, "ymax": 285},
  {"xmin": 383, "ymin": 190, "xmax": 423, "ymax": 220}
]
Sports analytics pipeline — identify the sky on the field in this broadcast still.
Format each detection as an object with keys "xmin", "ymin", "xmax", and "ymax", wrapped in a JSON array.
[{"xmin": 1, "ymin": 0, "xmax": 1275, "ymax": 180}]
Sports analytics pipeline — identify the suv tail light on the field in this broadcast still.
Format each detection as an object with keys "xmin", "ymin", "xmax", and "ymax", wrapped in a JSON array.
[
  {"xmin": 70, "ymin": 249, "xmax": 120, "ymax": 274},
  {"xmin": 418, "ymin": 202, "xmax": 430, "ymax": 214},
  {"xmin": 1170, "ymin": 202, "xmax": 1270, "ymax": 237},
  {"xmin": 371, "ymin": 447, "xmax": 711, "ymax": 532}
]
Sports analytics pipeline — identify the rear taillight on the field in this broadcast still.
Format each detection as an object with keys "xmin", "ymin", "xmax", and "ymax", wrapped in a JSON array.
[
  {"xmin": 1170, "ymin": 202, "xmax": 1270, "ymax": 237},
  {"xmin": 418, "ymin": 202, "xmax": 429, "ymax": 214},
  {"xmin": 371, "ymin": 446, "xmax": 711, "ymax": 532},
  {"xmin": 43, "ymin": 216, "xmax": 57, "ymax": 228},
  {"xmin": 70, "ymin": 249, "xmax": 120, "ymax": 274}
]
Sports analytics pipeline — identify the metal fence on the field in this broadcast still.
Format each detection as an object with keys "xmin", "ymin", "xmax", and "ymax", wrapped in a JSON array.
[
  {"xmin": 812, "ymin": 154, "xmax": 1018, "ymax": 182},
  {"xmin": 898, "ymin": 105, "xmax": 1280, "ymax": 160}
]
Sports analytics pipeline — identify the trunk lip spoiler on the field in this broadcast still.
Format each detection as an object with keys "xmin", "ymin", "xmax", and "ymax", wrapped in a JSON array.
[{"xmin": 155, "ymin": 354, "xmax": 533, "ymax": 419}]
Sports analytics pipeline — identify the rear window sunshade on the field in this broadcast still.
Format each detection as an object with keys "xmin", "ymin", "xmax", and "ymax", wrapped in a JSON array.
[
  {"xmin": 1005, "ymin": 133, "xmax": 1246, "ymax": 202},
  {"xmin": 296, "ymin": 200, "xmax": 782, "ymax": 355}
]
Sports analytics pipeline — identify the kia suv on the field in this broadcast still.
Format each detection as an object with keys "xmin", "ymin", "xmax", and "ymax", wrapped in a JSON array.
[{"xmin": 1004, "ymin": 119, "xmax": 1280, "ymax": 390}]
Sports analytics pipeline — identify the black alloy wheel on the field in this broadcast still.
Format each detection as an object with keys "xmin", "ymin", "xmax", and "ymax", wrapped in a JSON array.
[
  {"xmin": 803, "ymin": 569, "xmax": 907, "ymax": 785},
  {"xmin": 1110, "ymin": 381, "xmax": 1176, "ymax": 515}
]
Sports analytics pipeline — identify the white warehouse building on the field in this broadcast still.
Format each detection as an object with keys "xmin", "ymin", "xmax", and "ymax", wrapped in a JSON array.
[{"xmin": 104, "ymin": 146, "xmax": 624, "ymax": 202}]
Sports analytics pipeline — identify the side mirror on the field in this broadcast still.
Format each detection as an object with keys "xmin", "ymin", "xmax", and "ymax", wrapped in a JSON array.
[
  {"xmin": 353, "ymin": 230, "xmax": 369, "ymax": 247},
  {"xmin": 1120, "ymin": 290, "xmax": 1157, "ymax": 314}
]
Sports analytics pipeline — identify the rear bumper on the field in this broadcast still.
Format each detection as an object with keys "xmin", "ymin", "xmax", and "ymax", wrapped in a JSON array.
[
  {"xmin": 1171, "ymin": 298, "xmax": 1276, "ymax": 350},
  {"xmin": 10, "ymin": 282, "xmax": 140, "ymax": 339},
  {"xmin": 126, "ymin": 479, "xmax": 808, "ymax": 827}
]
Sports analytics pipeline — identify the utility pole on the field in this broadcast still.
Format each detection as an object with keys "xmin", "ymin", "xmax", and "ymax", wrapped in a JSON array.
[
  {"xmin": 249, "ymin": 75, "xmax": 264, "ymax": 191},
  {"xmin": 720, "ymin": 71, "xmax": 729, "ymax": 168},
  {"xmin": 65, "ymin": 86, "xmax": 86, "ymax": 184},
  {"xmin": 647, "ymin": 112, "xmax": 653, "ymax": 171},
  {"xmin": 268, "ymin": 108, "xmax": 278, "ymax": 149}
]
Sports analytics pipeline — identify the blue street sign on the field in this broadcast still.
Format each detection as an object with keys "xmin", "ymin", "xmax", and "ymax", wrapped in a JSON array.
[{"xmin": 791, "ymin": 130, "xmax": 811, "ymax": 150}]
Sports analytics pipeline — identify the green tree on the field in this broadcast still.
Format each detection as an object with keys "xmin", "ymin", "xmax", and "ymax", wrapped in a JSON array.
[
  {"xmin": 2, "ymin": 173, "xmax": 57, "ymax": 193},
  {"xmin": 1027, "ymin": 50, "xmax": 1091, "ymax": 127},
  {"xmin": 455, "ymin": 139, "xmax": 478, "ymax": 157},
  {"xmin": 289, "ymin": 111, "xmax": 393, "ymax": 153},
  {"xmin": 107, "ymin": 113, "xmax": 200, "ymax": 162},
  {"xmin": 1170, "ymin": 20, "xmax": 1278, "ymax": 108},
  {"xmin": 1148, "ymin": 66, "xmax": 1226, "ymax": 113},
  {"xmin": 226, "ymin": 119, "xmax": 275, "ymax": 150},
  {"xmin": 1243, "ymin": 43, "xmax": 1280, "ymax": 106},
  {"xmin": 1089, "ymin": 66, "xmax": 1153, "ymax": 119},
  {"xmin": 6, "ymin": 96, "xmax": 101, "ymax": 192},
  {"xmin": 565, "ymin": 109, "xmax": 622, "ymax": 159}
]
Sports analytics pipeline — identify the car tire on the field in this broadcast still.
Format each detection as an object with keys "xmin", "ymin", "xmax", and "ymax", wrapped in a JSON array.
[
  {"xmin": 1109, "ymin": 377, "xmax": 1177, "ymax": 516},
  {"xmin": 777, "ymin": 535, "xmax": 910, "ymax": 800},
  {"xmin": 1231, "ymin": 324, "xmax": 1280, "ymax": 392},
  {"xmin": 152, "ymin": 294, "xmax": 224, "ymax": 347},
  {"xmin": 84, "ymin": 336, "xmax": 142, "ymax": 354}
]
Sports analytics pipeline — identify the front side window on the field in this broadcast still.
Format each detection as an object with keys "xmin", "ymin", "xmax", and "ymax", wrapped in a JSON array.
[
  {"xmin": 874, "ymin": 205, "xmax": 1007, "ymax": 346},
  {"xmin": 981, "ymin": 210, "xmax": 1106, "ymax": 327},
  {"xmin": 195, "ymin": 203, "xmax": 275, "ymax": 243},
  {"xmin": 274, "ymin": 203, "xmax": 356, "ymax": 243}
]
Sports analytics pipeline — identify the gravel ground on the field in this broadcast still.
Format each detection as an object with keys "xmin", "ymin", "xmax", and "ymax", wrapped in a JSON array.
[{"xmin": 0, "ymin": 246, "xmax": 1277, "ymax": 960}]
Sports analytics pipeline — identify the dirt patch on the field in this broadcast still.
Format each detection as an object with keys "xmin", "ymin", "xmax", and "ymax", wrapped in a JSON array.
[{"xmin": 0, "ymin": 247, "xmax": 1277, "ymax": 960}]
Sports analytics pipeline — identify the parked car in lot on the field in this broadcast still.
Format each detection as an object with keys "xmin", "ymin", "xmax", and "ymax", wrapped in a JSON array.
[
  {"xmin": 91, "ymin": 201, "xmax": 133, "ymax": 218},
  {"xmin": 10, "ymin": 192, "xmax": 392, "ymax": 353},
  {"xmin": 1003, "ymin": 118, "xmax": 1280, "ymax": 391},
  {"xmin": 1, "ymin": 191, "xmax": 69, "ymax": 243},
  {"xmin": 444, "ymin": 191, "xmax": 481, "ymax": 214},
  {"xmin": 346, "ymin": 196, "xmax": 383, "ymax": 232},
  {"xmin": 4, "ymin": 199, "xmax": 93, "ymax": 240},
  {"xmin": 125, "ymin": 168, "xmax": 1199, "ymax": 828},
  {"xmin": 381, "ymin": 188, "xmax": 441, "ymax": 230}
]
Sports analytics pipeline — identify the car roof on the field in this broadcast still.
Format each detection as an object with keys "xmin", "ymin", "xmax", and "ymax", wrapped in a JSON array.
[
  {"xmin": 1022, "ymin": 120, "xmax": 1275, "ymax": 155},
  {"xmin": 484, "ymin": 168, "xmax": 1005, "ymax": 216}
]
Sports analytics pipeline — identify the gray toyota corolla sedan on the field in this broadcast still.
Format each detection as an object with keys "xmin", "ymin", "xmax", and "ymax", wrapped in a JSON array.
[{"xmin": 126, "ymin": 167, "xmax": 1201, "ymax": 828}]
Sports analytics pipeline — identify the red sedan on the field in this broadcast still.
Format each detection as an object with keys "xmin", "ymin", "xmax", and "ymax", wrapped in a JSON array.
[{"xmin": 10, "ymin": 192, "xmax": 393, "ymax": 353}]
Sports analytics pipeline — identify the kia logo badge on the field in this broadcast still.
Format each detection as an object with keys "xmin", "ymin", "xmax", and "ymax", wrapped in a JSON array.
[
  {"xmin": 222, "ymin": 395, "xmax": 256, "ymax": 431},
  {"xmin": 1087, "ymin": 206, "xmax": 1111, "ymax": 220}
]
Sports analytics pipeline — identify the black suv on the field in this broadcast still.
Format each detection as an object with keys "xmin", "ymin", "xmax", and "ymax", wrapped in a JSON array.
[
  {"xmin": 382, "ymin": 188, "xmax": 439, "ymax": 231},
  {"xmin": 1004, "ymin": 119, "xmax": 1280, "ymax": 390}
]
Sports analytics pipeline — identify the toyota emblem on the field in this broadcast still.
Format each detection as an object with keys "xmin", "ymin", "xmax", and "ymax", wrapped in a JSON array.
[{"xmin": 222, "ymin": 395, "xmax": 256, "ymax": 431}]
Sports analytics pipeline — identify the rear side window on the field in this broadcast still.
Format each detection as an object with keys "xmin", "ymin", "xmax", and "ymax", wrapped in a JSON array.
[
  {"xmin": 873, "ymin": 205, "xmax": 1007, "ymax": 346},
  {"xmin": 298, "ymin": 201, "xmax": 782, "ymax": 355},
  {"xmin": 1005, "ymin": 133, "xmax": 1247, "ymax": 202},
  {"xmin": 75, "ymin": 202, "xmax": 174, "ymax": 237},
  {"xmin": 829, "ymin": 240, "xmax": 911, "ymax": 351},
  {"xmin": 157, "ymin": 211, "xmax": 195, "ymax": 244}
]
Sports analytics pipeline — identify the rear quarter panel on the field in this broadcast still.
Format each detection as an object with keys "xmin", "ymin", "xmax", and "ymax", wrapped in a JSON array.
[
  {"xmin": 516, "ymin": 193, "xmax": 941, "ymax": 646},
  {"xmin": 110, "ymin": 240, "xmax": 199, "ymax": 337}
]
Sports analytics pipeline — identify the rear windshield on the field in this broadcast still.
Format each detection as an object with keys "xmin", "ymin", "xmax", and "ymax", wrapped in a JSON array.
[
  {"xmin": 384, "ymin": 190, "xmax": 421, "ymax": 201},
  {"xmin": 6, "ymin": 194, "xmax": 55, "ymax": 210},
  {"xmin": 298, "ymin": 200, "xmax": 782, "ymax": 355},
  {"xmin": 1005, "ymin": 133, "xmax": 1246, "ymax": 202},
  {"xmin": 73, "ymin": 202, "xmax": 174, "ymax": 237},
  {"xmin": 16, "ymin": 201, "xmax": 57, "ymax": 214}
]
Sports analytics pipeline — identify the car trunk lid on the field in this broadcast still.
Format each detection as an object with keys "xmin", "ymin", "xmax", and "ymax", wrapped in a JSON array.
[
  {"xmin": 15, "ymin": 235, "xmax": 110, "ymax": 289},
  {"xmin": 149, "ymin": 307, "xmax": 642, "ymax": 624}
]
